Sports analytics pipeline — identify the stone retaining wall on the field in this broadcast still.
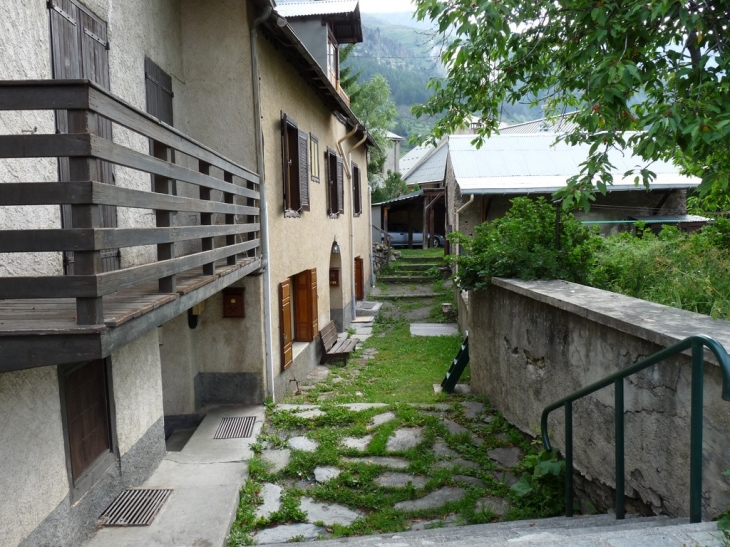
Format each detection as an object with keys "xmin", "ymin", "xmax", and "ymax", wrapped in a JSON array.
[{"xmin": 467, "ymin": 279, "xmax": 730, "ymax": 518}]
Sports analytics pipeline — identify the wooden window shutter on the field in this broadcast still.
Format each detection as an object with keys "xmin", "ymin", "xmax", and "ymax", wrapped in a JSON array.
[
  {"xmin": 336, "ymin": 156, "xmax": 344, "ymax": 214},
  {"xmin": 326, "ymin": 149, "xmax": 336, "ymax": 215},
  {"xmin": 145, "ymin": 58, "xmax": 174, "ymax": 125},
  {"xmin": 309, "ymin": 268, "xmax": 318, "ymax": 337},
  {"xmin": 281, "ymin": 112, "xmax": 290, "ymax": 211},
  {"xmin": 279, "ymin": 280, "xmax": 293, "ymax": 370},
  {"xmin": 298, "ymin": 130, "xmax": 310, "ymax": 211},
  {"xmin": 50, "ymin": 0, "xmax": 119, "ymax": 273},
  {"xmin": 354, "ymin": 257, "xmax": 364, "ymax": 301}
]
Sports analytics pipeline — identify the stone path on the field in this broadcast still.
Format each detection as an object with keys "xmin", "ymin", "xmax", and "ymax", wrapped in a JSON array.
[
  {"xmin": 249, "ymin": 401, "xmax": 534, "ymax": 544},
  {"xmin": 410, "ymin": 322, "xmax": 459, "ymax": 336}
]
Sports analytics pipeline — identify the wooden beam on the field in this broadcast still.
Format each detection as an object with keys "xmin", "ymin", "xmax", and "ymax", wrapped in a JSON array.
[
  {"xmin": 0, "ymin": 82, "xmax": 91, "ymax": 111},
  {"xmin": 0, "ymin": 182, "xmax": 260, "ymax": 211},
  {"xmin": 0, "ymin": 133, "xmax": 91, "ymax": 158}
]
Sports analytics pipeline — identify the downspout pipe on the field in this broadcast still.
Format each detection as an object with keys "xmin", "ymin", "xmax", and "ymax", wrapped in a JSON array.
[
  {"xmin": 251, "ymin": 5, "xmax": 276, "ymax": 401},
  {"xmin": 345, "ymin": 130, "xmax": 368, "ymax": 320}
]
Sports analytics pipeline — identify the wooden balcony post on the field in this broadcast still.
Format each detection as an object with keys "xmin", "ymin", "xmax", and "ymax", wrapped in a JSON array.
[
  {"xmin": 224, "ymin": 171, "xmax": 236, "ymax": 266},
  {"xmin": 152, "ymin": 140, "xmax": 176, "ymax": 293},
  {"xmin": 68, "ymin": 109, "xmax": 103, "ymax": 325},
  {"xmin": 199, "ymin": 161, "xmax": 214, "ymax": 275}
]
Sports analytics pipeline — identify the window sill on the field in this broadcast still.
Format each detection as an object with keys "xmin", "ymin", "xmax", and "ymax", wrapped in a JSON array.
[
  {"xmin": 284, "ymin": 209, "xmax": 301, "ymax": 218},
  {"xmin": 329, "ymin": 213, "xmax": 340, "ymax": 219}
]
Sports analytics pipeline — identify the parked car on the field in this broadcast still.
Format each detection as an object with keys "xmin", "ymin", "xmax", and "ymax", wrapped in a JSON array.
[{"xmin": 382, "ymin": 226, "xmax": 445, "ymax": 248}]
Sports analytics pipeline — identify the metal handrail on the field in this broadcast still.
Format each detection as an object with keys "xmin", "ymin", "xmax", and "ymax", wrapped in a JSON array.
[{"xmin": 541, "ymin": 334, "xmax": 730, "ymax": 523}]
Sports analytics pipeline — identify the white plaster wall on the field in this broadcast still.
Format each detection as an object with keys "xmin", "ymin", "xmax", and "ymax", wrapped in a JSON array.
[
  {"xmin": 111, "ymin": 329, "xmax": 164, "ymax": 455},
  {"xmin": 159, "ymin": 313, "xmax": 198, "ymax": 416},
  {"xmin": 259, "ymin": 36, "xmax": 371, "ymax": 373},
  {"xmin": 0, "ymin": 367, "xmax": 68, "ymax": 547}
]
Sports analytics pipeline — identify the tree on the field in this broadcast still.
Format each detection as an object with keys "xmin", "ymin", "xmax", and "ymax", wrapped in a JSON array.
[
  {"xmin": 371, "ymin": 171, "xmax": 409, "ymax": 203},
  {"xmin": 346, "ymin": 73, "xmax": 398, "ymax": 176},
  {"xmin": 413, "ymin": 0, "xmax": 730, "ymax": 210}
]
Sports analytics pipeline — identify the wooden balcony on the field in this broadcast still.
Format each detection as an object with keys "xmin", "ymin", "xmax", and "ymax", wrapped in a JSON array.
[{"xmin": 0, "ymin": 80, "xmax": 262, "ymax": 371}]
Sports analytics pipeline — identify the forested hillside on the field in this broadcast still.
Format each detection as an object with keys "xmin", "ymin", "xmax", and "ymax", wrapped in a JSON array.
[{"xmin": 344, "ymin": 12, "xmax": 543, "ymax": 152}]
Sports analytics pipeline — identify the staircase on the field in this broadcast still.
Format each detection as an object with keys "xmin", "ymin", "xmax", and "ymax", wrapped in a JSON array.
[
  {"xmin": 378, "ymin": 256, "xmax": 445, "ymax": 284},
  {"xmin": 263, "ymin": 514, "xmax": 721, "ymax": 546}
]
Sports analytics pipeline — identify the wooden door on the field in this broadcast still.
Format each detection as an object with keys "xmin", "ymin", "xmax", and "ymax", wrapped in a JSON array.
[
  {"xmin": 279, "ymin": 280, "xmax": 293, "ymax": 370},
  {"xmin": 354, "ymin": 257, "xmax": 364, "ymax": 301},
  {"xmin": 64, "ymin": 360, "xmax": 111, "ymax": 481}
]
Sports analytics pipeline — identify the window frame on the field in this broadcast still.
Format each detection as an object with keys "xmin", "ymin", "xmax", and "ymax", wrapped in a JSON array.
[
  {"xmin": 325, "ymin": 147, "xmax": 344, "ymax": 217},
  {"xmin": 281, "ymin": 112, "xmax": 310, "ymax": 216},
  {"xmin": 310, "ymin": 133, "xmax": 320, "ymax": 183},
  {"xmin": 327, "ymin": 26, "xmax": 339, "ymax": 82},
  {"xmin": 352, "ymin": 161, "xmax": 362, "ymax": 216}
]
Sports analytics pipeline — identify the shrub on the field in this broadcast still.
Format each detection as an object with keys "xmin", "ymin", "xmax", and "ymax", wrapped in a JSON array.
[{"xmin": 449, "ymin": 197, "xmax": 602, "ymax": 291}]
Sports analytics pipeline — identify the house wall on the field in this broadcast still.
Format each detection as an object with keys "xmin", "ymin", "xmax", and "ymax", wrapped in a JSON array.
[
  {"xmin": 4, "ymin": 331, "xmax": 165, "ymax": 547},
  {"xmin": 258, "ymin": 36, "xmax": 371, "ymax": 400},
  {"xmin": 468, "ymin": 279, "xmax": 730, "ymax": 519},
  {"xmin": 289, "ymin": 19, "xmax": 328, "ymax": 74}
]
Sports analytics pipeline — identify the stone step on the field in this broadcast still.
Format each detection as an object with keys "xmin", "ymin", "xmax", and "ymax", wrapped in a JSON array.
[
  {"xmin": 257, "ymin": 515, "xmax": 720, "ymax": 547},
  {"xmin": 393, "ymin": 264, "xmax": 435, "ymax": 271},
  {"xmin": 398, "ymin": 256, "xmax": 444, "ymax": 263},
  {"xmin": 378, "ymin": 276, "xmax": 435, "ymax": 283}
]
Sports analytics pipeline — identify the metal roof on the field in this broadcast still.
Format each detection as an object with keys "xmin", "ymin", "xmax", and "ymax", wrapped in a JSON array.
[
  {"xmin": 372, "ymin": 188, "xmax": 423, "ymax": 207},
  {"xmin": 403, "ymin": 144, "xmax": 448, "ymax": 185},
  {"xmin": 632, "ymin": 214, "xmax": 712, "ymax": 224},
  {"xmin": 399, "ymin": 143, "xmax": 434, "ymax": 177},
  {"xmin": 449, "ymin": 134, "xmax": 700, "ymax": 194},
  {"xmin": 386, "ymin": 131, "xmax": 404, "ymax": 141},
  {"xmin": 275, "ymin": 0, "xmax": 359, "ymax": 17},
  {"xmin": 499, "ymin": 114, "xmax": 579, "ymax": 135}
]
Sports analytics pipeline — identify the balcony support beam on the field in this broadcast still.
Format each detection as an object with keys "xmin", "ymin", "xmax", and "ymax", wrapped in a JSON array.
[{"xmin": 153, "ymin": 140, "xmax": 176, "ymax": 293}]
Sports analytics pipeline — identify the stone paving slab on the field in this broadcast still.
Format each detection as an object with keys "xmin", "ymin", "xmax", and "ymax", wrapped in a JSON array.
[
  {"xmin": 300, "ymin": 497, "xmax": 361, "ymax": 526},
  {"xmin": 342, "ymin": 403, "xmax": 388, "ymax": 411},
  {"xmin": 253, "ymin": 523, "xmax": 327, "ymax": 544},
  {"xmin": 453, "ymin": 475, "xmax": 486, "ymax": 488},
  {"xmin": 488, "ymin": 447, "xmax": 523, "ymax": 468},
  {"xmin": 442, "ymin": 419, "xmax": 469, "ymax": 436},
  {"xmin": 314, "ymin": 466, "xmax": 341, "ymax": 483},
  {"xmin": 476, "ymin": 497, "xmax": 512, "ymax": 516},
  {"xmin": 297, "ymin": 409, "xmax": 327, "ymax": 419},
  {"xmin": 433, "ymin": 383, "xmax": 472, "ymax": 394},
  {"xmin": 261, "ymin": 449, "xmax": 291, "ymax": 473},
  {"xmin": 434, "ymin": 458, "xmax": 479, "ymax": 471},
  {"xmin": 256, "ymin": 483, "xmax": 283, "ymax": 520},
  {"xmin": 461, "ymin": 402, "xmax": 485, "ymax": 419},
  {"xmin": 410, "ymin": 323, "xmax": 459, "ymax": 336},
  {"xmin": 375, "ymin": 472, "xmax": 428, "ymax": 489},
  {"xmin": 433, "ymin": 441, "xmax": 459, "ymax": 459},
  {"xmin": 342, "ymin": 434, "xmax": 373, "ymax": 451},
  {"xmin": 490, "ymin": 469, "xmax": 520, "ymax": 487},
  {"xmin": 394, "ymin": 487, "xmax": 466, "ymax": 511},
  {"xmin": 353, "ymin": 326, "xmax": 373, "ymax": 335},
  {"xmin": 386, "ymin": 427, "xmax": 424, "ymax": 451},
  {"xmin": 342, "ymin": 456, "xmax": 410, "ymax": 469},
  {"xmin": 369, "ymin": 411, "xmax": 397, "ymax": 428},
  {"xmin": 289, "ymin": 436, "xmax": 319, "ymax": 452}
]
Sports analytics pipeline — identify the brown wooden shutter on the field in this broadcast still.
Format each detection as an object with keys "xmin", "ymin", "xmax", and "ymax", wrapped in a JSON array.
[
  {"xmin": 298, "ymin": 130, "xmax": 310, "ymax": 211},
  {"xmin": 145, "ymin": 58, "xmax": 174, "ymax": 125},
  {"xmin": 336, "ymin": 156, "xmax": 344, "ymax": 214},
  {"xmin": 354, "ymin": 257, "xmax": 364, "ymax": 301},
  {"xmin": 326, "ymin": 149, "xmax": 335, "ymax": 215},
  {"xmin": 50, "ymin": 0, "xmax": 119, "ymax": 273},
  {"xmin": 279, "ymin": 280, "xmax": 293, "ymax": 370},
  {"xmin": 281, "ymin": 112, "xmax": 290, "ymax": 211},
  {"xmin": 309, "ymin": 268, "xmax": 318, "ymax": 337},
  {"xmin": 64, "ymin": 359, "xmax": 111, "ymax": 481}
]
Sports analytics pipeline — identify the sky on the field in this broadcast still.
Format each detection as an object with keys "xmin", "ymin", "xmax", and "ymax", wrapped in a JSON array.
[{"xmin": 358, "ymin": 0, "xmax": 415, "ymax": 13}]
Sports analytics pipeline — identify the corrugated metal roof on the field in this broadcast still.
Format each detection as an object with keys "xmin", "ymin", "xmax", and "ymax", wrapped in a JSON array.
[
  {"xmin": 372, "ymin": 189, "xmax": 423, "ymax": 207},
  {"xmin": 399, "ymin": 143, "xmax": 434, "ymax": 177},
  {"xmin": 499, "ymin": 114, "xmax": 579, "ymax": 135},
  {"xmin": 275, "ymin": 0, "xmax": 359, "ymax": 17},
  {"xmin": 404, "ymin": 144, "xmax": 448, "ymax": 184},
  {"xmin": 386, "ymin": 131, "xmax": 404, "ymax": 140},
  {"xmin": 632, "ymin": 214, "xmax": 712, "ymax": 224},
  {"xmin": 449, "ymin": 134, "xmax": 700, "ymax": 194}
]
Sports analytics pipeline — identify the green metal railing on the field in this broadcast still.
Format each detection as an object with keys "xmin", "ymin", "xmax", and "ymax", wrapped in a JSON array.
[{"xmin": 541, "ymin": 334, "xmax": 730, "ymax": 523}]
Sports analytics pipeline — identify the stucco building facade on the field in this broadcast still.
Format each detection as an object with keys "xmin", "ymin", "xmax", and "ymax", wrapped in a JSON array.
[{"xmin": 0, "ymin": 0, "xmax": 373, "ymax": 545}]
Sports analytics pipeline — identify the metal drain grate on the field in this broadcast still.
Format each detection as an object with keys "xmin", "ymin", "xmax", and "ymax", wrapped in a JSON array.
[
  {"xmin": 214, "ymin": 416, "xmax": 257, "ymax": 439},
  {"xmin": 99, "ymin": 488, "xmax": 172, "ymax": 527}
]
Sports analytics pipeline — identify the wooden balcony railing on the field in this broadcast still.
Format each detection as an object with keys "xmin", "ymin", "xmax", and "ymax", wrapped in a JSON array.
[{"xmin": 0, "ymin": 80, "xmax": 261, "ymax": 327}]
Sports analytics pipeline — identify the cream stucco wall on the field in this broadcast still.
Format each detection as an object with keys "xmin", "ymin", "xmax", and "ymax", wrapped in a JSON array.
[
  {"xmin": 258, "ymin": 36, "xmax": 372, "ymax": 393},
  {"xmin": 111, "ymin": 329, "xmax": 164, "ymax": 456},
  {"xmin": 0, "ymin": 367, "xmax": 69, "ymax": 547}
]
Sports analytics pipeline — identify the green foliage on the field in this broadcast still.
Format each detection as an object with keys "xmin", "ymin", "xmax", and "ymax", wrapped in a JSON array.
[
  {"xmin": 347, "ymin": 73, "xmax": 398, "ymax": 175},
  {"xmin": 591, "ymin": 223, "xmax": 730, "ymax": 319},
  {"xmin": 510, "ymin": 449, "xmax": 566, "ymax": 517},
  {"xmin": 413, "ymin": 0, "xmax": 730, "ymax": 210},
  {"xmin": 371, "ymin": 171, "xmax": 409, "ymax": 203},
  {"xmin": 449, "ymin": 197, "xmax": 602, "ymax": 291}
]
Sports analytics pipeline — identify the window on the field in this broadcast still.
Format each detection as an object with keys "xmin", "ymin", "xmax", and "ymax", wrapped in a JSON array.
[
  {"xmin": 327, "ymin": 28, "xmax": 339, "ymax": 82},
  {"xmin": 279, "ymin": 269, "xmax": 318, "ymax": 371},
  {"xmin": 59, "ymin": 359, "xmax": 115, "ymax": 498},
  {"xmin": 310, "ymin": 134, "xmax": 320, "ymax": 182},
  {"xmin": 145, "ymin": 58, "xmax": 174, "ymax": 125},
  {"xmin": 352, "ymin": 162, "xmax": 362, "ymax": 216},
  {"xmin": 326, "ymin": 148, "xmax": 344, "ymax": 217},
  {"xmin": 281, "ymin": 112, "xmax": 310, "ymax": 215}
]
